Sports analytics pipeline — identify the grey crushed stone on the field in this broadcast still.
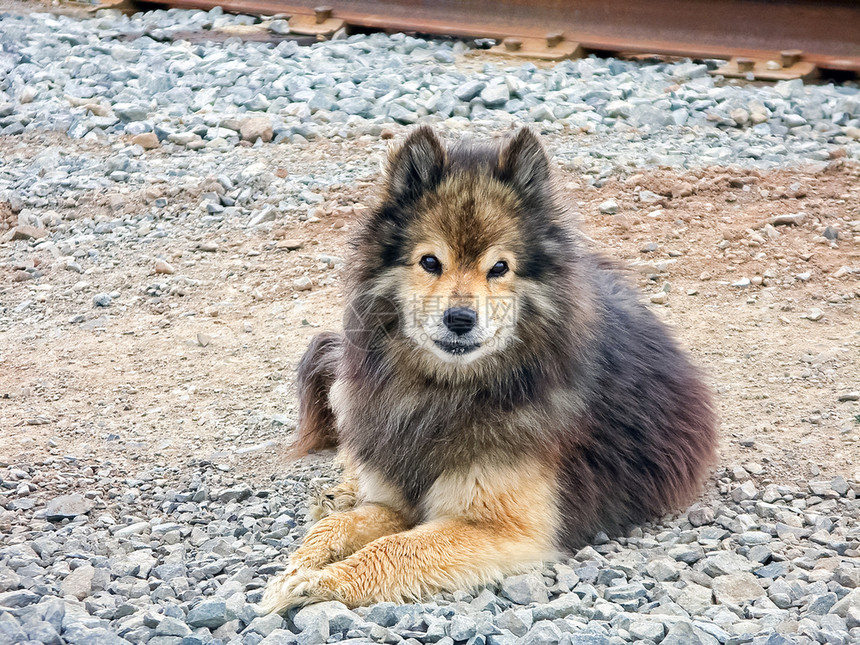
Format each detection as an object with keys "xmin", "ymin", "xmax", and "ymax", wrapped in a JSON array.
[{"xmin": 0, "ymin": 457, "xmax": 859, "ymax": 644}]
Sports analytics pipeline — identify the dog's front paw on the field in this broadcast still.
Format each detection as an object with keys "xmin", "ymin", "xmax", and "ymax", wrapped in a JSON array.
[
  {"xmin": 309, "ymin": 479, "xmax": 359, "ymax": 521},
  {"xmin": 261, "ymin": 567, "xmax": 340, "ymax": 614}
]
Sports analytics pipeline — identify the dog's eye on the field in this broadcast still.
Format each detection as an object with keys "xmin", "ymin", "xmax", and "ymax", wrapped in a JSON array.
[
  {"xmin": 419, "ymin": 255, "xmax": 442, "ymax": 274},
  {"xmin": 487, "ymin": 260, "xmax": 509, "ymax": 278}
]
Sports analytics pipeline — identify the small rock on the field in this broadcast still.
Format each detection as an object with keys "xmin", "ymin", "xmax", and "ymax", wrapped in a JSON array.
[
  {"xmin": 155, "ymin": 616, "xmax": 192, "ymax": 637},
  {"xmin": 661, "ymin": 622, "xmax": 703, "ymax": 645},
  {"xmin": 480, "ymin": 84, "xmax": 510, "ymax": 108},
  {"xmin": 806, "ymin": 592, "xmax": 838, "ymax": 615},
  {"xmin": 529, "ymin": 103, "xmax": 555, "ymax": 121},
  {"xmin": 93, "ymin": 293, "xmax": 112, "ymax": 308},
  {"xmin": 755, "ymin": 561, "xmax": 790, "ymax": 579},
  {"xmin": 519, "ymin": 620, "xmax": 561, "ymax": 645},
  {"xmin": 455, "ymin": 81, "xmax": 486, "ymax": 102},
  {"xmin": 11, "ymin": 270, "xmax": 32, "ymax": 282},
  {"xmin": 10, "ymin": 225, "xmax": 48, "ymax": 241},
  {"xmin": 186, "ymin": 598, "xmax": 231, "ymax": 629},
  {"xmin": 629, "ymin": 620, "xmax": 665, "ymax": 642},
  {"xmin": 671, "ymin": 182, "xmax": 694, "ymax": 199},
  {"xmin": 731, "ymin": 480, "xmax": 757, "ymax": 502},
  {"xmin": 240, "ymin": 117, "xmax": 274, "ymax": 143},
  {"xmin": 215, "ymin": 487, "xmax": 252, "ymax": 502},
  {"xmin": 731, "ymin": 465, "xmax": 750, "ymax": 481},
  {"xmin": 61, "ymin": 564, "xmax": 95, "ymax": 600},
  {"xmin": 771, "ymin": 212, "xmax": 805, "ymax": 226},
  {"xmin": 645, "ymin": 557, "xmax": 681, "ymax": 582},
  {"xmin": 19, "ymin": 86, "xmax": 36, "ymax": 103},
  {"xmin": 169, "ymin": 131, "xmax": 201, "ymax": 146},
  {"xmin": 638, "ymin": 190, "xmax": 662, "ymax": 204},
  {"xmin": 268, "ymin": 19, "xmax": 290, "ymax": 35},
  {"xmin": 830, "ymin": 475, "xmax": 849, "ymax": 495},
  {"xmin": 114, "ymin": 521, "xmax": 150, "ymax": 537},
  {"xmin": 835, "ymin": 565, "xmax": 860, "ymax": 589},
  {"xmin": 743, "ymin": 461, "xmax": 764, "ymax": 475},
  {"xmin": 246, "ymin": 613, "xmax": 286, "ymax": 637},
  {"xmin": 0, "ymin": 589, "xmax": 40, "ymax": 608},
  {"xmin": 277, "ymin": 239, "xmax": 304, "ymax": 251},
  {"xmin": 687, "ymin": 503, "xmax": 714, "ymax": 527},
  {"xmin": 293, "ymin": 601, "xmax": 358, "ymax": 634},
  {"xmin": 154, "ymin": 260, "xmax": 175, "ymax": 274},
  {"xmin": 730, "ymin": 108, "xmax": 750, "ymax": 127},
  {"xmin": 712, "ymin": 573, "xmax": 766, "ymax": 605},
  {"xmin": 501, "ymin": 573, "xmax": 549, "ymax": 605},
  {"xmin": 261, "ymin": 629, "xmax": 300, "ymax": 644},
  {"xmin": 114, "ymin": 103, "xmax": 149, "ymax": 122},
  {"xmin": 598, "ymin": 199, "xmax": 618, "ymax": 215},
  {"xmin": 831, "ymin": 588, "xmax": 860, "ymax": 618},
  {"xmin": 603, "ymin": 582, "xmax": 648, "ymax": 604},
  {"xmin": 702, "ymin": 552, "xmax": 754, "ymax": 577},
  {"xmin": 293, "ymin": 276, "xmax": 313, "ymax": 291},
  {"xmin": 448, "ymin": 614, "xmax": 477, "ymax": 641},
  {"xmin": 45, "ymin": 494, "xmax": 94, "ymax": 521},
  {"xmin": 131, "ymin": 132, "xmax": 160, "ymax": 149}
]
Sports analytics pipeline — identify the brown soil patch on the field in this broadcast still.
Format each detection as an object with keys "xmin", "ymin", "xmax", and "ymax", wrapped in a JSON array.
[{"xmin": 1, "ymin": 140, "xmax": 859, "ymax": 496}]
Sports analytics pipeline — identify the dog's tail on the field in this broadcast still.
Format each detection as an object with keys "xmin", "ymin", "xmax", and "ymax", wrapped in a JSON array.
[{"xmin": 288, "ymin": 331, "xmax": 343, "ymax": 458}]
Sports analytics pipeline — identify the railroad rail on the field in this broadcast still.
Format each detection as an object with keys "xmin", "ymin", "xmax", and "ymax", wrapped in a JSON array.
[{"xmin": 150, "ymin": 0, "xmax": 860, "ymax": 74}]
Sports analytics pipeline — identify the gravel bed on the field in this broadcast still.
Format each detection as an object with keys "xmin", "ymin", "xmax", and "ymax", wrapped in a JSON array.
[
  {"xmin": 2, "ymin": 6, "xmax": 860, "ymax": 254},
  {"xmin": 2, "ymin": 459, "xmax": 860, "ymax": 645},
  {"xmin": 0, "ymin": 7, "xmax": 859, "ymax": 179}
]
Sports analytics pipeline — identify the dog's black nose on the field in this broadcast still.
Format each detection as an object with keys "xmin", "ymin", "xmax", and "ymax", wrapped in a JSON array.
[{"xmin": 443, "ymin": 307, "xmax": 477, "ymax": 335}]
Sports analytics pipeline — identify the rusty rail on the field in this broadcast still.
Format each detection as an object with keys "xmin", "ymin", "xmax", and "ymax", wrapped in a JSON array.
[{"xmin": 153, "ymin": 0, "xmax": 860, "ymax": 73}]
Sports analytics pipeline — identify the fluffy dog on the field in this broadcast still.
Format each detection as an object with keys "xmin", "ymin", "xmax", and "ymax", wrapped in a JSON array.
[{"xmin": 262, "ymin": 127, "xmax": 717, "ymax": 611}]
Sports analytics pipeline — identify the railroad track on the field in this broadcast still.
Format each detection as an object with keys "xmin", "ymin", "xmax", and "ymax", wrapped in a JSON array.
[{"xmin": 147, "ymin": 0, "xmax": 860, "ymax": 75}]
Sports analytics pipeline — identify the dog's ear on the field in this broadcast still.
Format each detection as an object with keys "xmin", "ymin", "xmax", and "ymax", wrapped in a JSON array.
[
  {"xmin": 384, "ymin": 126, "xmax": 445, "ymax": 204},
  {"xmin": 497, "ymin": 127, "xmax": 550, "ymax": 204}
]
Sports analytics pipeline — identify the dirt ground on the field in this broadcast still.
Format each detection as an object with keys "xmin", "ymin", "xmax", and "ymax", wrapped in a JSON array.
[{"xmin": 2, "ymin": 130, "xmax": 860, "ymax": 495}]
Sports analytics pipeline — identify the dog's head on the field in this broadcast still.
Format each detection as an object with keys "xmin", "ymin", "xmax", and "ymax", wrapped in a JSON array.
[{"xmin": 349, "ymin": 127, "xmax": 574, "ymax": 369}]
